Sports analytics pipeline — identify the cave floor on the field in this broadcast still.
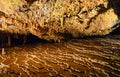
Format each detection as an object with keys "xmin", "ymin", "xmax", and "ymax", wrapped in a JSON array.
[{"xmin": 0, "ymin": 35, "xmax": 120, "ymax": 77}]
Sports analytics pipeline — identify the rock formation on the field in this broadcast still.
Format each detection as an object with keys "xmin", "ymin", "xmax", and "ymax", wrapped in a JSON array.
[{"xmin": 0, "ymin": 0, "xmax": 120, "ymax": 42}]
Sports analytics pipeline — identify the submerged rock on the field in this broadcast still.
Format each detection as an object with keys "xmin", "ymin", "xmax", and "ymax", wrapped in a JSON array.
[{"xmin": 0, "ymin": 0, "xmax": 120, "ymax": 41}]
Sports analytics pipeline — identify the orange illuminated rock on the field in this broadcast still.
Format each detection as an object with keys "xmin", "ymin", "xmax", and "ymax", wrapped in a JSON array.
[{"xmin": 0, "ymin": 0, "xmax": 119, "ymax": 41}]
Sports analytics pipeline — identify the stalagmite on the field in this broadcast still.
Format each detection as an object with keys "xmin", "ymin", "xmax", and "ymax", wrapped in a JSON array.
[{"xmin": 1, "ymin": 48, "xmax": 5, "ymax": 55}]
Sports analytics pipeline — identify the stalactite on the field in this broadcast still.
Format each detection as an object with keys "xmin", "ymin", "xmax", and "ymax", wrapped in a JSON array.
[
  {"xmin": 1, "ymin": 33, "xmax": 5, "ymax": 47},
  {"xmin": 0, "ymin": 33, "xmax": 46, "ymax": 47},
  {"xmin": 7, "ymin": 34, "xmax": 11, "ymax": 46},
  {"xmin": 14, "ymin": 34, "xmax": 19, "ymax": 39},
  {"xmin": 23, "ymin": 35, "xmax": 27, "ymax": 45}
]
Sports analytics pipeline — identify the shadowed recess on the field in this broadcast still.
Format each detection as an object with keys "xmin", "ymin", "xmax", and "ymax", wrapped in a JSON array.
[
  {"xmin": 0, "ymin": 33, "xmax": 48, "ymax": 47},
  {"xmin": 25, "ymin": 0, "xmax": 37, "ymax": 5}
]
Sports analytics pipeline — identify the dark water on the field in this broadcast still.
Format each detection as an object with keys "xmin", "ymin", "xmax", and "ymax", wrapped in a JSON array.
[{"xmin": 0, "ymin": 35, "xmax": 120, "ymax": 77}]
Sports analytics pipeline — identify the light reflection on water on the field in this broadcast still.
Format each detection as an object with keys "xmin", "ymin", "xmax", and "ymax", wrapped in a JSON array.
[{"xmin": 0, "ymin": 35, "xmax": 120, "ymax": 77}]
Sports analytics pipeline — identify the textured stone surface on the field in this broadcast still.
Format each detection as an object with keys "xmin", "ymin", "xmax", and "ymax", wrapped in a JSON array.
[
  {"xmin": 0, "ymin": 0, "xmax": 120, "ymax": 41},
  {"xmin": 0, "ymin": 35, "xmax": 120, "ymax": 76}
]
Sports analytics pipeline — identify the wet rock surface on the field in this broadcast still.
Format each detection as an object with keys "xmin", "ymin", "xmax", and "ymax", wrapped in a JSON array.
[{"xmin": 0, "ymin": 35, "xmax": 120, "ymax": 77}]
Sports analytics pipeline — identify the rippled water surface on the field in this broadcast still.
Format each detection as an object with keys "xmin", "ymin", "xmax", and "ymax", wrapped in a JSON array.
[{"xmin": 0, "ymin": 35, "xmax": 120, "ymax": 77}]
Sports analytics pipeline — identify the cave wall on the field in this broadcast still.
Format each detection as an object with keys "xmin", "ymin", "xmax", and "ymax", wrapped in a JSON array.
[{"xmin": 0, "ymin": 0, "xmax": 120, "ymax": 42}]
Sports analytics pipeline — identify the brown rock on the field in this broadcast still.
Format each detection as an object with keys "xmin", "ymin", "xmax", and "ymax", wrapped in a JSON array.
[{"xmin": 0, "ymin": 0, "xmax": 119, "ymax": 41}]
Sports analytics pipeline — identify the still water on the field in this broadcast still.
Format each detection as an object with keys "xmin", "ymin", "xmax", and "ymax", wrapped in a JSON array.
[{"xmin": 0, "ymin": 35, "xmax": 120, "ymax": 77}]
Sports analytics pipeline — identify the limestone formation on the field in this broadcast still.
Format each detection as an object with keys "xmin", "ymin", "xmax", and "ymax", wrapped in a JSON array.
[{"xmin": 0, "ymin": 0, "xmax": 120, "ymax": 41}]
